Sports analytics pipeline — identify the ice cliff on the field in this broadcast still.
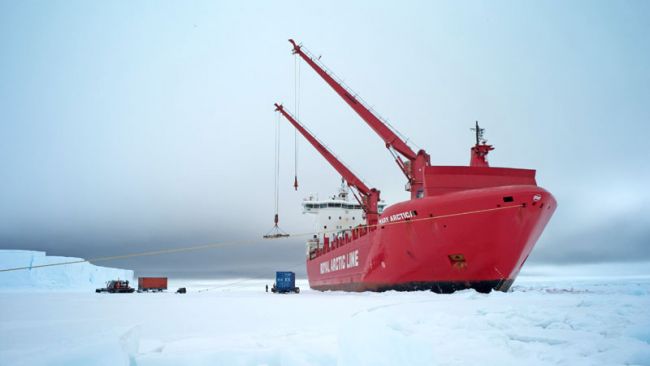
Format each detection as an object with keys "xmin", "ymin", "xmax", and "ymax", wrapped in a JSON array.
[{"xmin": 0, "ymin": 250, "xmax": 133, "ymax": 291}]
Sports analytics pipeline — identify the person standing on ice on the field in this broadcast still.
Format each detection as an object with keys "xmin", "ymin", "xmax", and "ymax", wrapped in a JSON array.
[{"xmin": 265, "ymin": 284, "xmax": 268, "ymax": 292}]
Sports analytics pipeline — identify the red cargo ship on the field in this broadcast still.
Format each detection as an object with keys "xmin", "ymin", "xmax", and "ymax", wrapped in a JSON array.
[{"xmin": 275, "ymin": 40, "xmax": 555, "ymax": 293}]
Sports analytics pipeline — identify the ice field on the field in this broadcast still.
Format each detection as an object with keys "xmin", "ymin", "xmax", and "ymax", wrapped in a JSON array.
[{"xmin": 1, "ymin": 254, "xmax": 649, "ymax": 365}]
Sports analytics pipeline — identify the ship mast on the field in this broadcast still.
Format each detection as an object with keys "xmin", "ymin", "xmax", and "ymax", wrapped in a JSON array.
[
  {"xmin": 469, "ymin": 121, "xmax": 494, "ymax": 167},
  {"xmin": 275, "ymin": 103, "xmax": 380, "ymax": 226},
  {"xmin": 288, "ymin": 39, "xmax": 430, "ymax": 199}
]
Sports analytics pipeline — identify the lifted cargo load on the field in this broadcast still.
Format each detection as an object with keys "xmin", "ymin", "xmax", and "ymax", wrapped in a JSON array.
[{"xmin": 271, "ymin": 271, "xmax": 300, "ymax": 294}]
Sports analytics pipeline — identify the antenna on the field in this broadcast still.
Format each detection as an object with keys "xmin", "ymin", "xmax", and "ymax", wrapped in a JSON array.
[{"xmin": 471, "ymin": 121, "xmax": 486, "ymax": 145}]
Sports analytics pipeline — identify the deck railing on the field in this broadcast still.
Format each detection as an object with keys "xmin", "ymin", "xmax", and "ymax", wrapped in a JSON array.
[{"xmin": 309, "ymin": 226, "xmax": 373, "ymax": 259}]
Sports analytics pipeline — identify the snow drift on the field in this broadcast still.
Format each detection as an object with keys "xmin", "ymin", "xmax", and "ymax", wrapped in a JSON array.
[{"xmin": 0, "ymin": 250, "xmax": 133, "ymax": 291}]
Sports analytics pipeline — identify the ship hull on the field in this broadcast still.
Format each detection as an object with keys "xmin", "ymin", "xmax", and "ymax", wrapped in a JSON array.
[{"xmin": 306, "ymin": 185, "xmax": 555, "ymax": 293}]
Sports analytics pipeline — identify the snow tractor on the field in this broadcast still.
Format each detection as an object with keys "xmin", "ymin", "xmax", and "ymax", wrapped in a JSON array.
[{"xmin": 95, "ymin": 280, "xmax": 135, "ymax": 293}]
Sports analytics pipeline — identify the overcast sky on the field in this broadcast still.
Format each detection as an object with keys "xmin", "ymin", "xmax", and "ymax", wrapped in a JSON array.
[{"xmin": 1, "ymin": 1, "xmax": 649, "ymax": 277}]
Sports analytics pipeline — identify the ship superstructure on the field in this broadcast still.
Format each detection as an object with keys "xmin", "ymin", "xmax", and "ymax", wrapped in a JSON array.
[{"xmin": 302, "ymin": 183, "xmax": 385, "ymax": 259}]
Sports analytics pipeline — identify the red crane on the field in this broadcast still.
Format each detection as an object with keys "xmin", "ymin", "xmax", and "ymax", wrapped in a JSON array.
[
  {"xmin": 288, "ymin": 39, "xmax": 431, "ymax": 199},
  {"xmin": 274, "ymin": 103, "xmax": 380, "ymax": 226}
]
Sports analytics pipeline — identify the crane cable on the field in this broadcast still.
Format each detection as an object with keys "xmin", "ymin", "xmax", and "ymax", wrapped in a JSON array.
[
  {"xmin": 0, "ymin": 204, "xmax": 525, "ymax": 273},
  {"xmin": 275, "ymin": 111, "xmax": 281, "ymax": 218},
  {"xmin": 263, "ymin": 112, "xmax": 290, "ymax": 238},
  {"xmin": 293, "ymin": 54, "xmax": 300, "ymax": 190}
]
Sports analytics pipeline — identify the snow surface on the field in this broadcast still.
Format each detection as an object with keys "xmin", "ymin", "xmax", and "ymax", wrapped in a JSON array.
[
  {"xmin": 0, "ymin": 250, "xmax": 134, "ymax": 291},
  {"xmin": 1, "ymin": 263, "xmax": 649, "ymax": 365}
]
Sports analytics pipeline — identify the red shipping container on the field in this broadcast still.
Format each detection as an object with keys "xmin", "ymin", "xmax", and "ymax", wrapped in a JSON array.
[{"xmin": 138, "ymin": 277, "xmax": 168, "ymax": 292}]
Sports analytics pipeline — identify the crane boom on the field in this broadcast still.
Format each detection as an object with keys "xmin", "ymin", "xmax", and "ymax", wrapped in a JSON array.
[
  {"xmin": 289, "ymin": 40, "xmax": 417, "ymax": 161},
  {"xmin": 275, "ymin": 103, "xmax": 380, "ymax": 225},
  {"xmin": 289, "ymin": 39, "xmax": 430, "ymax": 199}
]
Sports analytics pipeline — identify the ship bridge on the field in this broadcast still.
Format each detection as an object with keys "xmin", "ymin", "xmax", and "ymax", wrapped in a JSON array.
[{"xmin": 302, "ymin": 185, "xmax": 386, "ymax": 258}]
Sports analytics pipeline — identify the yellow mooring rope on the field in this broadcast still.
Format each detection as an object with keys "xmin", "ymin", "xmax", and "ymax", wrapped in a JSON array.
[{"xmin": 0, "ymin": 204, "xmax": 524, "ymax": 273}]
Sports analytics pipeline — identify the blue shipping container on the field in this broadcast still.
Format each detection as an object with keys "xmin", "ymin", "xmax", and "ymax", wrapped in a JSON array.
[{"xmin": 275, "ymin": 271, "xmax": 296, "ymax": 290}]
